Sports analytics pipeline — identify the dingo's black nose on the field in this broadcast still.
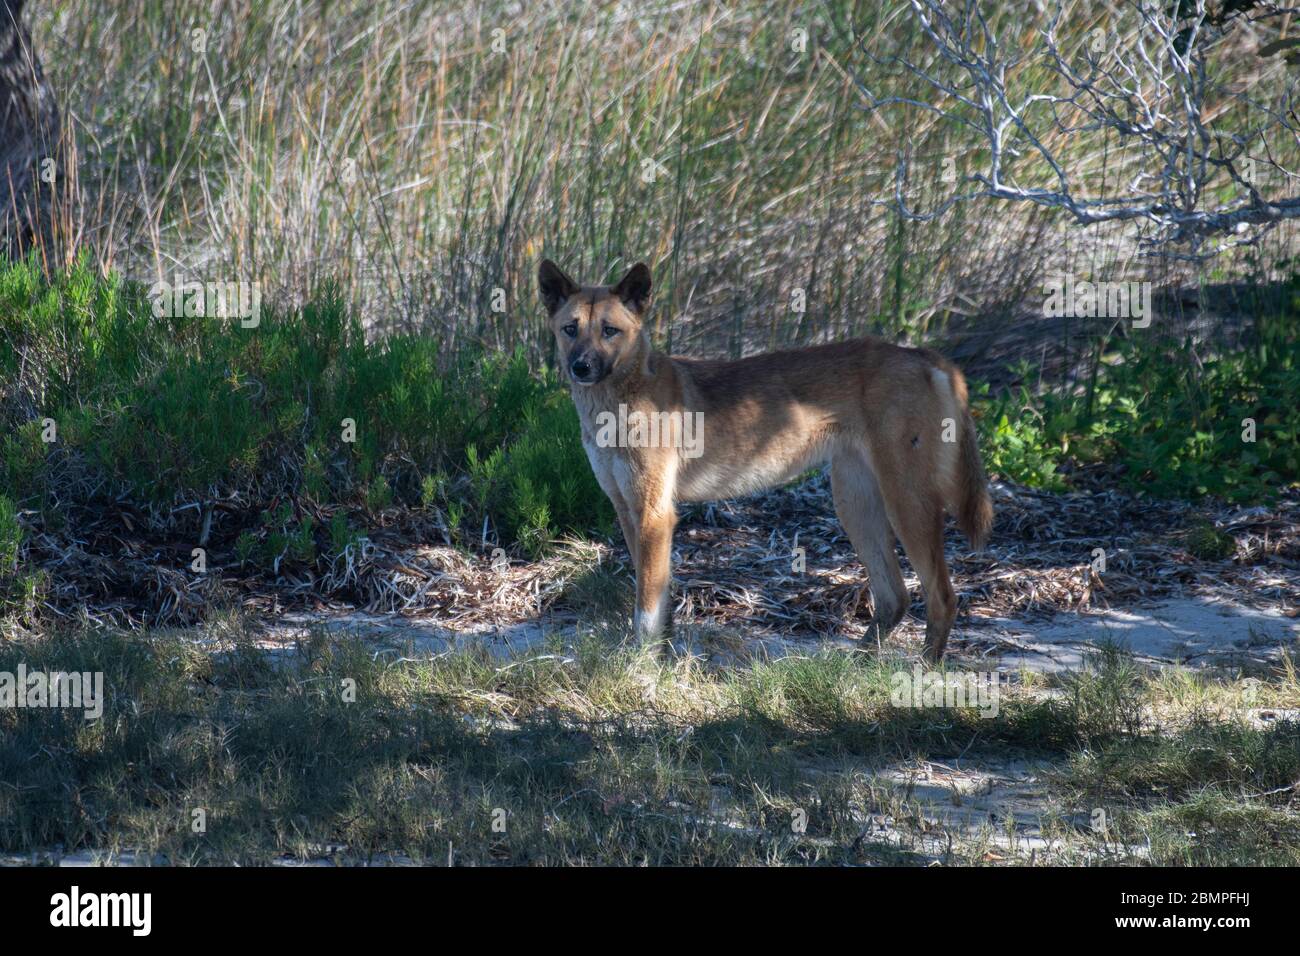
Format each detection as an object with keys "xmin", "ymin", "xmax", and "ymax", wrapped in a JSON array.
[{"xmin": 570, "ymin": 358, "xmax": 592, "ymax": 379}]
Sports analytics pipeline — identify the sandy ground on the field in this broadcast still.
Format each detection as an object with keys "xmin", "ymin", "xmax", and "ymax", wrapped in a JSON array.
[
  {"xmin": 965, "ymin": 597, "xmax": 1300, "ymax": 673},
  {"xmin": 253, "ymin": 592, "xmax": 1300, "ymax": 676}
]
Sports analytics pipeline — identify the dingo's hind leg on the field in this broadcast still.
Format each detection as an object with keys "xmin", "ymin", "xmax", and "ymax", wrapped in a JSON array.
[
  {"xmin": 830, "ymin": 451, "xmax": 908, "ymax": 642},
  {"xmin": 862, "ymin": 443, "xmax": 957, "ymax": 662},
  {"xmin": 897, "ymin": 505, "xmax": 956, "ymax": 662}
]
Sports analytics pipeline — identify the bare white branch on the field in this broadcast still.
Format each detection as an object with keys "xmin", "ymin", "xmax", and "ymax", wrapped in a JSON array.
[{"xmin": 854, "ymin": 0, "xmax": 1300, "ymax": 258}]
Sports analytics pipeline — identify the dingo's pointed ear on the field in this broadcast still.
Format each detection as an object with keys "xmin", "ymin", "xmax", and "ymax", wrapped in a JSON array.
[
  {"xmin": 612, "ymin": 262, "xmax": 652, "ymax": 314},
  {"xmin": 538, "ymin": 259, "xmax": 579, "ymax": 316}
]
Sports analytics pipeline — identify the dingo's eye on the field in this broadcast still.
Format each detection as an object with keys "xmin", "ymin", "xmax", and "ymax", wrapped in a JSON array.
[
  {"xmin": 562, "ymin": 324, "xmax": 578, "ymax": 338},
  {"xmin": 602, "ymin": 325, "xmax": 620, "ymax": 338}
]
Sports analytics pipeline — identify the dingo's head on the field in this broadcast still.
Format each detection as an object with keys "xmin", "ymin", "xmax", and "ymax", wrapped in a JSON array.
[{"xmin": 538, "ymin": 260, "xmax": 651, "ymax": 387}]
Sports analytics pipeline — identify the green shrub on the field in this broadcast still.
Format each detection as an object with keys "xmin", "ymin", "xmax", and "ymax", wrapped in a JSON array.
[
  {"xmin": 1062, "ymin": 319, "xmax": 1300, "ymax": 501},
  {"xmin": 0, "ymin": 495, "xmax": 20, "ymax": 571},
  {"xmin": 497, "ymin": 391, "xmax": 606, "ymax": 555},
  {"xmin": 0, "ymin": 258, "xmax": 610, "ymax": 557},
  {"xmin": 1186, "ymin": 521, "xmax": 1236, "ymax": 561},
  {"xmin": 975, "ymin": 291, "xmax": 1300, "ymax": 501},
  {"xmin": 327, "ymin": 512, "xmax": 363, "ymax": 558},
  {"xmin": 0, "ymin": 493, "xmax": 44, "ymax": 616},
  {"xmin": 973, "ymin": 386, "xmax": 1066, "ymax": 490}
]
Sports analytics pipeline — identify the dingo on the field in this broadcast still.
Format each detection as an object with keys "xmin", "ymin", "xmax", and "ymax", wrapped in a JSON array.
[{"xmin": 539, "ymin": 260, "xmax": 993, "ymax": 661}]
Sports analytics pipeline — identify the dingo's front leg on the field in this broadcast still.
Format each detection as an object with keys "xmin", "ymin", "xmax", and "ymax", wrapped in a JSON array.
[
  {"xmin": 611, "ymin": 495, "xmax": 639, "ymax": 572},
  {"xmin": 583, "ymin": 438, "xmax": 639, "ymax": 570},
  {"xmin": 633, "ymin": 506, "xmax": 675, "ymax": 644}
]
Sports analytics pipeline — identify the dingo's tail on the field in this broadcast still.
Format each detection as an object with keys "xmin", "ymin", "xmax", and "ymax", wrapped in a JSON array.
[
  {"xmin": 957, "ymin": 404, "xmax": 993, "ymax": 548},
  {"xmin": 935, "ymin": 361, "xmax": 993, "ymax": 549}
]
